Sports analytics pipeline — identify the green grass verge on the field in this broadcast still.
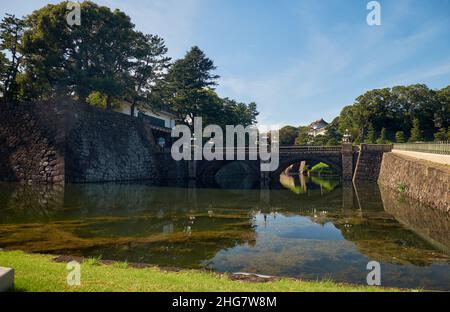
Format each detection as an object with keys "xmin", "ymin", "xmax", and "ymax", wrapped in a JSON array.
[{"xmin": 0, "ymin": 250, "xmax": 402, "ymax": 292}]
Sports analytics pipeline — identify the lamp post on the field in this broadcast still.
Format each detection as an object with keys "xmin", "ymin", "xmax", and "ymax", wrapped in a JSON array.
[
  {"xmin": 342, "ymin": 129, "xmax": 351, "ymax": 143},
  {"xmin": 157, "ymin": 137, "xmax": 166, "ymax": 150},
  {"xmin": 341, "ymin": 129, "xmax": 353, "ymax": 181}
]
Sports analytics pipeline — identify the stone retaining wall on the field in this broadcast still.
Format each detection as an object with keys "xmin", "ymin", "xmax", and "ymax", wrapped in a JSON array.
[
  {"xmin": 0, "ymin": 100, "xmax": 161, "ymax": 184},
  {"xmin": 353, "ymin": 144, "xmax": 392, "ymax": 183},
  {"xmin": 0, "ymin": 102, "xmax": 66, "ymax": 183},
  {"xmin": 378, "ymin": 152, "xmax": 449, "ymax": 213}
]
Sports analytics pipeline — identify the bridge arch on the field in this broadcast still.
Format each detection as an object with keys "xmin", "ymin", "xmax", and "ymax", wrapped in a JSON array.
[
  {"xmin": 181, "ymin": 144, "xmax": 393, "ymax": 185},
  {"xmin": 196, "ymin": 159, "xmax": 260, "ymax": 187},
  {"xmin": 271, "ymin": 155, "xmax": 343, "ymax": 179}
]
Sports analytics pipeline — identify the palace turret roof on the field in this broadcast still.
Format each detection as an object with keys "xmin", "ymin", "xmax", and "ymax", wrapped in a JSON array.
[{"xmin": 309, "ymin": 118, "xmax": 329, "ymax": 130}]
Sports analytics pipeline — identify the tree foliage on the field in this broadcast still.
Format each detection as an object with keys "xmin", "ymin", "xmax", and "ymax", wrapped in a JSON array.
[
  {"xmin": 19, "ymin": 2, "xmax": 137, "ymax": 108},
  {"xmin": 279, "ymin": 126, "xmax": 299, "ymax": 145},
  {"xmin": 376, "ymin": 127, "xmax": 388, "ymax": 144},
  {"xmin": 434, "ymin": 128, "xmax": 447, "ymax": 142},
  {"xmin": 125, "ymin": 33, "xmax": 171, "ymax": 116},
  {"xmin": 338, "ymin": 84, "xmax": 449, "ymax": 143},
  {"xmin": 0, "ymin": 2, "xmax": 259, "ymax": 129},
  {"xmin": 365, "ymin": 124, "xmax": 376, "ymax": 144},
  {"xmin": 294, "ymin": 126, "xmax": 311, "ymax": 145},
  {"xmin": 153, "ymin": 46, "xmax": 257, "ymax": 129},
  {"xmin": 0, "ymin": 13, "xmax": 25, "ymax": 103},
  {"xmin": 409, "ymin": 118, "xmax": 423, "ymax": 142},
  {"xmin": 395, "ymin": 131, "xmax": 405, "ymax": 143},
  {"xmin": 285, "ymin": 84, "xmax": 449, "ymax": 146}
]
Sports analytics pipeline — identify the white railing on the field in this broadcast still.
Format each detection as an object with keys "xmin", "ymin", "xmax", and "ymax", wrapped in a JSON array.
[
  {"xmin": 279, "ymin": 145, "xmax": 342, "ymax": 152},
  {"xmin": 189, "ymin": 145, "xmax": 343, "ymax": 152},
  {"xmin": 361, "ymin": 144, "xmax": 393, "ymax": 152},
  {"xmin": 393, "ymin": 141, "xmax": 450, "ymax": 155}
]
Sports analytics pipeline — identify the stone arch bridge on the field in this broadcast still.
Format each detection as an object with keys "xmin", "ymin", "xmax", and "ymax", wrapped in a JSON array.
[{"xmin": 187, "ymin": 144, "xmax": 392, "ymax": 185}]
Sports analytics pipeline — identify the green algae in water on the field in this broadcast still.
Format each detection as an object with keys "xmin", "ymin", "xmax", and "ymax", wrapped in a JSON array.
[{"xmin": 0, "ymin": 179, "xmax": 449, "ymax": 290}]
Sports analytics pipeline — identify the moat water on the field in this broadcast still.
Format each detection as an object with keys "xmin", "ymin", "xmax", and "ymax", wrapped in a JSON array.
[{"xmin": 0, "ymin": 174, "xmax": 449, "ymax": 290}]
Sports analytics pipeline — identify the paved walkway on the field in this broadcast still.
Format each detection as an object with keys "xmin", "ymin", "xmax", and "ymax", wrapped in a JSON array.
[{"xmin": 392, "ymin": 150, "xmax": 450, "ymax": 166}]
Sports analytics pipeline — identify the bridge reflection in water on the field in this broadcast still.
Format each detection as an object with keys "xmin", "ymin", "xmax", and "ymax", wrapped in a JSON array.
[{"xmin": 0, "ymin": 179, "xmax": 449, "ymax": 290}]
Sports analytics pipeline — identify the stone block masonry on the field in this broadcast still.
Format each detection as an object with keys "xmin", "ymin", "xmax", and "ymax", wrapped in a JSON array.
[
  {"xmin": 341, "ymin": 143, "xmax": 354, "ymax": 181},
  {"xmin": 353, "ymin": 144, "xmax": 392, "ymax": 183},
  {"xmin": 0, "ymin": 100, "xmax": 161, "ymax": 184},
  {"xmin": 0, "ymin": 102, "xmax": 66, "ymax": 183},
  {"xmin": 378, "ymin": 152, "xmax": 450, "ymax": 213}
]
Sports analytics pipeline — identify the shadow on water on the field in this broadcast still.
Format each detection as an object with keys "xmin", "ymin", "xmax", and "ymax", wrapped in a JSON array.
[{"xmin": 0, "ymin": 173, "xmax": 449, "ymax": 290}]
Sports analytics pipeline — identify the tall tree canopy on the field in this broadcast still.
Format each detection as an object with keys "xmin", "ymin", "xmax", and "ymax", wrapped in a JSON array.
[
  {"xmin": 285, "ymin": 84, "xmax": 449, "ymax": 146},
  {"xmin": 0, "ymin": 1, "xmax": 258, "ymax": 127},
  {"xmin": 279, "ymin": 126, "xmax": 299, "ymax": 145},
  {"xmin": 338, "ymin": 84, "xmax": 449, "ymax": 143},
  {"xmin": 19, "ymin": 1, "xmax": 137, "ymax": 108},
  {"xmin": 125, "ymin": 33, "xmax": 171, "ymax": 116},
  {"xmin": 154, "ymin": 46, "xmax": 219, "ymax": 125},
  {"xmin": 0, "ymin": 14, "xmax": 25, "ymax": 103},
  {"xmin": 153, "ymin": 46, "xmax": 258, "ymax": 128}
]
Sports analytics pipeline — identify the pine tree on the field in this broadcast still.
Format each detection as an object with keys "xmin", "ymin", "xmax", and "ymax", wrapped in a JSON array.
[
  {"xmin": 434, "ymin": 128, "xmax": 447, "ymax": 142},
  {"xmin": 0, "ymin": 13, "xmax": 25, "ymax": 103},
  {"xmin": 395, "ymin": 131, "xmax": 405, "ymax": 143},
  {"xmin": 376, "ymin": 127, "xmax": 387, "ymax": 144},
  {"xmin": 364, "ymin": 123, "xmax": 376, "ymax": 143},
  {"xmin": 409, "ymin": 118, "xmax": 423, "ymax": 142},
  {"xmin": 157, "ymin": 46, "xmax": 220, "ymax": 129}
]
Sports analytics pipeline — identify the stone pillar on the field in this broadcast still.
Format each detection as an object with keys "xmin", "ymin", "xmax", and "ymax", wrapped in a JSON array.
[
  {"xmin": 342, "ymin": 181, "xmax": 354, "ymax": 210},
  {"xmin": 188, "ymin": 160, "xmax": 197, "ymax": 179},
  {"xmin": 300, "ymin": 174, "xmax": 308, "ymax": 193},
  {"xmin": 299, "ymin": 161, "xmax": 307, "ymax": 174},
  {"xmin": 260, "ymin": 159, "xmax": 270, "ymax": 188},
  {"xmin": 341, "ymin": 143, "xmax": 354, "ymax": 181},
  {"xmin": 259, "ymin": 185, "xmax": 271, "ymax": 210},
  {"xmin": 188, "ymin": 179, "xmax": 197, "ymax": 209}
]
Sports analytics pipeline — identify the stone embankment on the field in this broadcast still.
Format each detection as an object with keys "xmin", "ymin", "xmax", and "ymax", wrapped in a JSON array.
[
  {"xmin": 378, "ymin": 152, "xmax": 449, "ymax": 213},
  {"xmin": 0, "ymin": 100, "xmax": 161, "ymax": 184}
]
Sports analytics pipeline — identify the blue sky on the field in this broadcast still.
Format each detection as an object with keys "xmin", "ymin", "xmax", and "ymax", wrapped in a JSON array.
[{"xmin": 2, "ymin": 0, "xmax": 450, "ymax": 126}]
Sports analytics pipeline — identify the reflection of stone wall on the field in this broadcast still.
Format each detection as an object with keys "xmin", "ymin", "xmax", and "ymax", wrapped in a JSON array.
[
  {"xmin": 0, "ymin": 183, "xmax": 65, "ymax": 222},
  {"xmin": 155, "ymin": 151, "xmax": 188, "ymax": 187},
  {"xmin": 0, "ymin": 101, "xmax": 161, "ymax": 184},
  {"xmin": 378, "ymin": 153, "xmax": 449, "ymax": 213},
  {"xmin": 380, "ymin": 185, "xmax": 450, "ymax": 254}
]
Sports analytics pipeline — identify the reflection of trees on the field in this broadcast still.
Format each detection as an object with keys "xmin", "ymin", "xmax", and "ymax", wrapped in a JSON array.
[
  {"xmin": 310, "ymin": 176, "xmax": 340, "ymax": 191},
  {"xmin": 273, "ymin": 181, "xmax": 450, "ymax": 266},
  {"xmin": 278, "ymin": 174, "xmax": 340, "ymax": 195},
  {"xmin": 0, "ymin": 181, "xmax": 448, "ymax": 269},
  {"xmin": 279, "ymin": 173, "xmax": 306, "ymax": 194},
  {"xmin": 0, "ymin": 183, "xmax": 258, "ymax": 267}
]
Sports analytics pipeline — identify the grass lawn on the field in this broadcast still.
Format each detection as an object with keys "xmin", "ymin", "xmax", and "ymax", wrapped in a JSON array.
[{"xmin": 0, "ymin": 250, "xmax": 402, "ymax": 292}]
